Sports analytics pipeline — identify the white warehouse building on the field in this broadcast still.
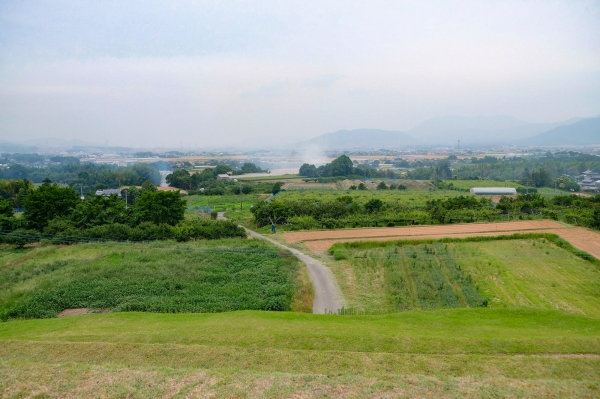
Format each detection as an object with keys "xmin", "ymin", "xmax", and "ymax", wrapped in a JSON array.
[{"xmin": 470, "ymin": 187, "xmax": 517, "ymax": 196}]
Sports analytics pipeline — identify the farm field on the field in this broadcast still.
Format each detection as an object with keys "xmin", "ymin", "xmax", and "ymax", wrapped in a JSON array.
[
  {"xmin": 283, "ymin": 221, "xmax": 600, "ymax": 259},
  {"xmin": 187, "ymin": 193, "xmax": 264, "ymax": 213},
  {"xmin": 1, "ymin": 309, "xmax": 599, "ymax": 397},
  {"xmin": 327, "ymin": 236, "xmax": 600, "ymax": 316},
  {"xmin": 285, "ymin": 220, "xmax": 566, "ymax": 243},
  {"xmin": 441, "ymin": 179, "xmax": 524, "ymax": 190},
  {"xmin": 276, "ymin": 187, "xmax": 465, "ymax": 206},
  {"xmin": 0, "ymin": 239, "xmax": 312, "ymax": 321}
]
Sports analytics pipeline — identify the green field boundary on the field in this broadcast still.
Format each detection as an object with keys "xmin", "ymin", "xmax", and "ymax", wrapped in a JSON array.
[{"xmin": 331, "ymin": 233, "xmax": 600, "ymax": 266}]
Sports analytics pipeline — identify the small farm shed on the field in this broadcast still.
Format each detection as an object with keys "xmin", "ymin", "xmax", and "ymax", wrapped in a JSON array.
[
  {"xmin": 95, "ymin": 189, "xmax": 122, "ymax": 198},
  {"xmin": 217, "ymin": 174, "xmax": 233, "ymax": 181},
  {"xmin": 470, "ymin": 187, "xmax": 517, "ymax": 196}
]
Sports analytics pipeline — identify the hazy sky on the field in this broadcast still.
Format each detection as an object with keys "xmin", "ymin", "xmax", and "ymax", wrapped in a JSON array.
[{"xmin": 1, "ymin": 0, "xmax": 599, "ymax": 147}]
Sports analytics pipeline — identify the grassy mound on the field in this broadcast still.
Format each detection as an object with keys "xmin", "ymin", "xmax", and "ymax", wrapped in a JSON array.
[{"xmin": 0, "ymin": 239, "xmax": 312, "ymax": 320}]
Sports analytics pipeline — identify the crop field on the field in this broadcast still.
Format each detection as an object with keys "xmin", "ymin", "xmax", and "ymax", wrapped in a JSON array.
[
  {"xmin": 0, "ymin": 239, "xmax": 312, "ymax": 321},
  {"xmin": 187, "ymin": 193, "xmax": 264, "ymax": 213},
  {"xmin": 327, "ymin": 236, "xmax": 600, "ymax": 317},
  {"xmin": 441, "ymin": 179, "xmax": 524, "ymax": 190},
  {"xmin": 276, "ymin": 188, "xmax": 464, "ymax": 206},
  {"xmin": 332, "ymin": 242, "xmax": 486, "ymax": 312},
  {"xmin": 284, "ymin": 219, "xmax": 568, "ymax": 252}
]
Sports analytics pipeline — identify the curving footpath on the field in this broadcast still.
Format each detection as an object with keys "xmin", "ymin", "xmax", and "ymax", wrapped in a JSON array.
[{"xmin": 217, "ymin": 213, "xmax": 344, "ymax": 314}]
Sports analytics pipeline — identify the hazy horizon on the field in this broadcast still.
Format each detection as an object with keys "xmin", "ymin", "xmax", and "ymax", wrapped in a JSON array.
[{"xmin": 1, "ymin": 1, "xmax": 599, "ymax": 147}]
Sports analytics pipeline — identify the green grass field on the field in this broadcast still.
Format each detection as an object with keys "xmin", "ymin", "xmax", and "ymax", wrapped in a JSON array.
[
  {"xmin": 277, "ymin": 188, "xmax": 464, "ymax": 206},
  {"xmin": 186, "ymin": 193, "xmax": 264, "ymax": 212},
  {"xmin": 0, "ymin": 239, "xmax": 312, "ymax": 321},
  {"xmin": 0, "ymin": 310, "xmax": 599, "ymax": 397},
  {"xmin": 328, "ymin": 236, "xmax": 600, "ymax": 317},
  {"xmin": 237, "ymin": 174, "xmax": 302, "ymax": 181},
  {"xmin": 442, "ymin": 179, "xmax": 524, "ymax": 190}
]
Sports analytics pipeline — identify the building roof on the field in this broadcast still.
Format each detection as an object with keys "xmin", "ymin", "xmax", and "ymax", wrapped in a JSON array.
[
  {"xmin": 95, "ymin": 189, "xmax": 122, "ymax": 197},
  {"xmin": 470, "ymin": 187, "xmax": 517, "ymax": 195}
]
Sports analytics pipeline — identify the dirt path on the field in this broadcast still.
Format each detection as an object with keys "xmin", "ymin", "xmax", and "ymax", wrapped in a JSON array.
[{"xmin": 217, "ymin": 212, "xmax": 344, "ymax": 314}]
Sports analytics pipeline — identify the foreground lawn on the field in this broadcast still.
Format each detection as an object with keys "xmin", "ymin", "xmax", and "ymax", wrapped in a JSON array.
[
  {"xmin": 328, "ymin": 237, "xmax": 600, "ymax": 316},
  {"xmin": 0, "ymin": 310, "xmax": 599, "ymax": 398},
  {"xmin": 0, "ymin": 239, "xmax": 312, "ymax": 320}
]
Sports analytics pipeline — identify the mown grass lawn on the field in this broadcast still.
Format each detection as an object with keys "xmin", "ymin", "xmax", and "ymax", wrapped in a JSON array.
[{"xmin": 0, "ymin": 309, "xmax": 599, "ymax": 398}]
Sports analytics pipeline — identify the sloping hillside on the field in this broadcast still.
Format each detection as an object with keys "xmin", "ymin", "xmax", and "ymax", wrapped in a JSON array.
[{"xmin": 520, "ymin": 117, "xmax": 600, "ymax": 146}]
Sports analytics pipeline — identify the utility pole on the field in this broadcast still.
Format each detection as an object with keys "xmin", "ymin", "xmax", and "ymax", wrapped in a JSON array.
[{"xmin": 235, "ymin": 179, "xmax": 242, "ymax": 210}]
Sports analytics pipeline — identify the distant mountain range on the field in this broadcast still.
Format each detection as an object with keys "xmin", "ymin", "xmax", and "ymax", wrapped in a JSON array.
[
  {"xmin": 518, "ymin": 117, "xmax": 600, "ymax": 146},
  {"xmin": 406, "ymin": 115, "xmax": 587, "ymax": 145},
  {"xmin": 298, "ymin": 115, "xmax": 598, "ymax": 149}
]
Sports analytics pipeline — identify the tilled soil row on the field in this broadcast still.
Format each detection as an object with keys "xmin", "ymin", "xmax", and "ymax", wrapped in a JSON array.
[
  {"xmin": 284, "ymin": 220, "xmax": 566, "ymax": 243},
  {"xmin": 284, "ymin": 221, "xmax": 600, "ymax": 260}
]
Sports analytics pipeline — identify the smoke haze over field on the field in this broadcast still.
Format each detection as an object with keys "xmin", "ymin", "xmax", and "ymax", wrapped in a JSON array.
[{"xmin": 0, "ymin": 1, "xmax": 599, "ymax": 147}]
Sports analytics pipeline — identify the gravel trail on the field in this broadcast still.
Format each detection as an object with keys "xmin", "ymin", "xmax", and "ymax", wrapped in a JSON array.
[{"xmin": 217, "ymin": 212, "xmax": 344, "ymax": 314}]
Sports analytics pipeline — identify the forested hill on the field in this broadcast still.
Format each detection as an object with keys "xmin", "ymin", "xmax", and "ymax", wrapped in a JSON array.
[
  {"xmin": 520, "ymin": 117, "xmax": 600, "ymax": 146},
  {"xmin": 298, "ymin": 129, "xmax": 422, "ymax": 149}
]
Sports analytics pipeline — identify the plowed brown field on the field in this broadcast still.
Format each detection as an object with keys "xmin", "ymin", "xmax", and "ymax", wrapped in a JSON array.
[{"xmin": 283, "ymin": 220, "xmax": 600, "ymax": 259}]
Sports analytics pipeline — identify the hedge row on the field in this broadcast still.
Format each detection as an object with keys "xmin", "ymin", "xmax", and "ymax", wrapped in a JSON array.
[{"xmin": 1, "ymin": 220, "xmax": 246, "ymax": 247}]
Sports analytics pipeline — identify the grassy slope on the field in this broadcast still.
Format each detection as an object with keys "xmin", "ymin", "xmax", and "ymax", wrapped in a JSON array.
[
  {"xmin": 0, "ymin": 239, "xmax": 312, "ymax": 319},
  {"xmin": 0, "ymin": 310, "xmax": 599, "ymax": 397},
  {"xmin": 327, "ymin": 238, "xmax": 600, "ymax": 317},
  {"xmin": 453, "ymin": 239, "xmax": 600, "ymax": 317}
]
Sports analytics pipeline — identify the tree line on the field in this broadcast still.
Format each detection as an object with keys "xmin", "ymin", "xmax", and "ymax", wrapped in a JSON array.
[
  {"xmin": 0, "ymin": 179, "xmax": 245, "ymax": 247},
  {"xmin": 250, "ymin": 193, "xmax": 600, "ymax": 230},
  {"xmin": 0, "ymin": 161, "xmax": 161, "ymax": 193}
]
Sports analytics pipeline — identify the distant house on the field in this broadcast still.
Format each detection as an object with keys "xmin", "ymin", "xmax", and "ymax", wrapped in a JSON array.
[
  {"xmin": 217, "ymin": 174, "xmax": 233, "ymax": 181},
  {"xmin": 95, "ymin": 189, "xmax": 122, "ymax": 197},
  {"xmin": 470, "ymin": 187, "xmax": 517, "ymax": 196},
  {"xmin": 580, "ymin": 170, "xmax": 600, "ymax": 191}
]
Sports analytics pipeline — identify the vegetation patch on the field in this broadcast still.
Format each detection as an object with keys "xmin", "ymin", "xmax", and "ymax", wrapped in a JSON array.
[
  {"xmin": 328, "ymin": 234, "xmax": 600, "ymax": 316},
  {"xmin": 0, "ymin": 239, "xmax": 310, "ymax": 321}
]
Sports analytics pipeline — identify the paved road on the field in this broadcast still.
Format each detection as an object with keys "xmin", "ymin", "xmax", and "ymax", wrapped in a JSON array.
[{"xmin": 218, "ymin": 212, "xmax": 344, "ymax": 314}]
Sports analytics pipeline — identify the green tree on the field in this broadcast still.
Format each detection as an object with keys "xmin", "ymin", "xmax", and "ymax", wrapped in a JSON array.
[
  {"xmin": 329, "ymin": 155, "xmax": 354, "ymax": 176},
  {"xmin": 134, "ymin": 190, "xmax": 186, "ymax": 226},
  {"xmin": 591, "ymin": 206, "xmax": 600, "ymax": 229},
  {"xmin": 166, "ymin": 169, "xmax": 192, "ymax": 189},
  {"xmin": 214, "ymin": 165, "xmax": 232, "ymax": 175},
  {"xmin": 23, "ymin": 184, "xmax": 79, "ymax": 231},
  {"xmin": 141, "ymin": 180, "xmax": 157, "ymax": 192},
  {"xmin": 365, "ymin": 199, "xmax": 383, "ymax": 213},
  {"xmin": 0, "ymin": 199, "xmax": 15, "ymax": 230},
  {"xmin": 376, "ymin": 181, "xmax": 388, "ymax": 190},
  {"xmin": 0, "ymin": 199, "xmax": 13, "ymax": 218},
  {"xmin": 272, "ymin": 182, "xmax": 284, "ymax": 195},
  {"xmin": 68, "ymin": 194, "xmax": 129, "ymax": 229},
  {"xmin": 357, "ymin": 183, "xmax": 367, "ymax": 190},
  {"xmin": 299, "ymin": 163, "xmax": 318, "ymax": 178}
]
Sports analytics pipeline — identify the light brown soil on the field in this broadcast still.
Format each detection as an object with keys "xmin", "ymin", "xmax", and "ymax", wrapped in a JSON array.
[
  {"xmin": 57, "ymin": 309, "xmax": 90, "ymax": 317},
  {"xmin": 286, "ymin": 220, "xmax": 600, "ymax": 260},
  {"xmin": 284, "ymin": 220, "xmax": 566, "ymax": 243},
  {"xmin": 57, "ymin": 308, "xmax": 108, "ymax": 318}
]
